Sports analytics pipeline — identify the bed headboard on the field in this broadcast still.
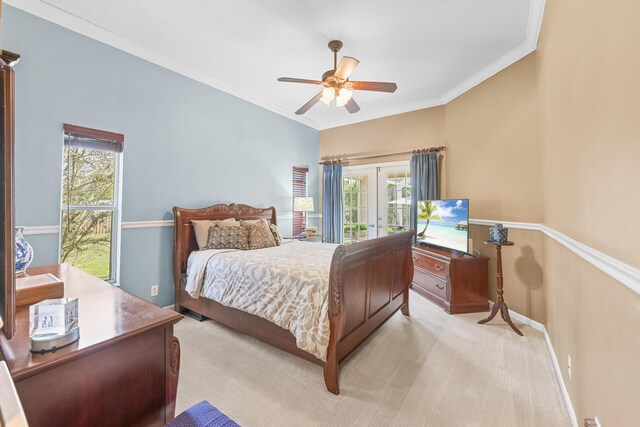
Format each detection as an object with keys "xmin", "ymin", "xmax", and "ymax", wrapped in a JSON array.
[{"xmin": 172, "ymin": 203, "xmax": 276, "ymax": 298}]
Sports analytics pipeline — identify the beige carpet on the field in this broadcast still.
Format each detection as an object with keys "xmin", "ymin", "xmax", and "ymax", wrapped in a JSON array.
[{"xmin": 175, "ymin": 292, "xmax": 570, "ymax": 426}]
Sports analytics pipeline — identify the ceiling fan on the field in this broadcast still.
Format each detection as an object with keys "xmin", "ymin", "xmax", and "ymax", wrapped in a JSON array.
[{"xmin": 278, "ymin": 40, "xmax": 398, "ymax": 115}]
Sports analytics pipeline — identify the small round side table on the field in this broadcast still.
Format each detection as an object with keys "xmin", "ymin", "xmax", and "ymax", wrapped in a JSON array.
[{"xmin": 477, "ymin": 241, "xmax": 524, "ymax": 336}]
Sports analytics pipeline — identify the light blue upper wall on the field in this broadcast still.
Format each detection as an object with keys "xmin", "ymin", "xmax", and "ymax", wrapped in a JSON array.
[{"xmin": 3, "ymin": 6, "xmax": 319, "ymax": 306}]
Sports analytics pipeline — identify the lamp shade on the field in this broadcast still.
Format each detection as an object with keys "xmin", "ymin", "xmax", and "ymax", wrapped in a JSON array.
[
  {"xmin": 335, "ymin": 88, "xmax": 353, "ymax": 107},
  {"xmin": 294, "ymin": 197, "xmax": 314, "ymax": 212},
  {"xmin": 320, "ymin": 87, "xmax": 335, "ymax": 106}
]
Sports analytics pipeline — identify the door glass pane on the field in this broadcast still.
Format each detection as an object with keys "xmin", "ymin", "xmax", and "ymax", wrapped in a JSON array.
[
  {"xmin": 60, "ymin": 209, "xmax": 113, "ymax": 280},
  {"xmin": 343, "ymin": 175, "xmax": 369, "ymax": 243},
  {"xmin": 385, "ymin": 171, "xmax": 411, "ymax": 235}
]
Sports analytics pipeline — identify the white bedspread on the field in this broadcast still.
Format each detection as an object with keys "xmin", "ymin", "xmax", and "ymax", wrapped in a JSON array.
[{"xmin": 185, "ymin": 240, "xmax": 338, "ymax": 360}]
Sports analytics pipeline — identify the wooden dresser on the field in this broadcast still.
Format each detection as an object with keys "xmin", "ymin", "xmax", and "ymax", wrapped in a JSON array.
[
  {"xmin": 0, "ymin": 264, "xmax": 183, "ymax": 427},
  {"xmin": 411, "ymin": 245, "xmax": 489, "ymax": 314}
]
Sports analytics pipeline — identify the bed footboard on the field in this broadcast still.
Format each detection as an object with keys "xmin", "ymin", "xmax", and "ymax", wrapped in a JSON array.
[{"xmin": 324, "ymin": 231, "xmax": 414, "ymax": 394}]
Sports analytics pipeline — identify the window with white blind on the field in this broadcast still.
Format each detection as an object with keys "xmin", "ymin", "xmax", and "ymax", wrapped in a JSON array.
[
  {"xmin": 292, "ymin": 166, "xmax": 309, "ymax": 236},
  {"xmin": 60, "ymin": 124, "xmax": 123, "ymax": 282}
]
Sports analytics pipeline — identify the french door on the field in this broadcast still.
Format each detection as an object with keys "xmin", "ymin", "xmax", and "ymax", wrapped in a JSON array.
[{"xmin": 342, "ymin": 162, "xmax": 411, "ymax": 243}]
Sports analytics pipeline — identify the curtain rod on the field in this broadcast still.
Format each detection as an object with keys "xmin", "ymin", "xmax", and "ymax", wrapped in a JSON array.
[{"xmin": 318, "ymin": 146, "xmax": 446, "ymax": 165}]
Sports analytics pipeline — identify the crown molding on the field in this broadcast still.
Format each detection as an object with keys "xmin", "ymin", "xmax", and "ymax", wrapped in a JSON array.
[
  {"xmin": 314, "ymin": 97, "xmax": 446, "ymax": 130},
  {"xmin": 316, "ymin": 0, "xmax": 546, "ymax": 130},
  {"xmin": 5, "ymin": 0, "xmax": 319, "ymax": 130},
  {"xmin": 438, "ymin": 0, "xmax": 546, "ymax": 104},
  {"xmin": 6, "ymin": 0, "xmax": 546, "ymax": 131}
]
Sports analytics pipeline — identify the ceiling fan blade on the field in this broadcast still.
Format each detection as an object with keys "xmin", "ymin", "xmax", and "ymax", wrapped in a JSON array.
[
  {"xmin": 278, "ymin": 77, "xmax": 322, "ymax": 85},
  {"xmin": 334, "ymin": 56, "xmax": 360, "ymax": 80},
  {"xmin": 350, "ymin": 81, "xmax": 398, "ymax": 93},
  {"xmin": 344, "ymin": 98, "xmax": 360, "ymax": 114},
  {"xmin": 295, "ymin": 91, "xmax": 323, "ymax": 115}
]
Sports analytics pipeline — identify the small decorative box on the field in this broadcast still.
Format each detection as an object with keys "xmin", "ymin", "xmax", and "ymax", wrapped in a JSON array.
[
  {"xmin": 490, "ymin": 223, "xmax": 509, "ymax": 244},
  {"xmin": 29, "ymin": 298, "xmax": 80, "ymax": 354},
  {"xmin": 16, "ymin": 273, "xmax": 64, "ymax": 306}
]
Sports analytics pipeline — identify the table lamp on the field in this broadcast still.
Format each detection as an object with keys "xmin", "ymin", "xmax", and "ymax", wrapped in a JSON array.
[{"xmin": 293, "ymin": 197, "xmax": 314, "ymax": 236}]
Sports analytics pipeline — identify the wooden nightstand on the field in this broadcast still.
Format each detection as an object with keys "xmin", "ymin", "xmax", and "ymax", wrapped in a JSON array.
[
  {"xmin": 297, "ymin": 235, "xmax": 325, "ymax": 243},
  {"xmin": 284, "ymin": 235, "xmax": 325, "ymax": 243}
]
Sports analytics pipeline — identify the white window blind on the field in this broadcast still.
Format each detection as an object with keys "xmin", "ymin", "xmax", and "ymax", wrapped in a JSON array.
[{"xmin": 292, "ymin": 166, "xmax": 309, "ymax": 236}]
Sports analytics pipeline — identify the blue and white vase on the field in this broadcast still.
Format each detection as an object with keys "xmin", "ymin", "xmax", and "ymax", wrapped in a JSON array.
[
  {"xmin": 489, "ymin": 223, "xmax": 509, "ymax": 244},
  {"xmin": 15, "ymin": 226, "xmax": 34, "ymax": 274}
]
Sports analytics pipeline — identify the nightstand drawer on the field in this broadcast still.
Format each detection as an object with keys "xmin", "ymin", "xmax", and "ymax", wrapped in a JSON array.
[
  {"xmin": 412, "ymin": 252, "xmax": 448, "ymax": 279},
  {"xmin": 412, "ymin": 268, "xmax": 447, "ymax": 300}
]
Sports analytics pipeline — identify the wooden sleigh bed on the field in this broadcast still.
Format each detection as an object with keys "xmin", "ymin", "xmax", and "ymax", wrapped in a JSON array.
[{"xmin": 172, "ymin": 203, "xmax": 414, "ymax": 394}]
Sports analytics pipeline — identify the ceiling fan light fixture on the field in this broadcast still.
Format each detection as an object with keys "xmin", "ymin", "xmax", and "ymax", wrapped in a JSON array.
[
  {"xmin": 320, "ymin": 87, "xmax": 335, "ymax": 106},
  {"xmin": 278, "ymin": 40, "xmax": 397, "ymax": 115},
  {"xmin": 335, "ymin": 88, "xmax": 353, "ymax": 108}
]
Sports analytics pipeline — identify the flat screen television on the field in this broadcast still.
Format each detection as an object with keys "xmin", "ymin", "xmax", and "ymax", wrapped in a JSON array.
[{"xmin": 416, "ymin": 199, "xmax": 469, "ymax": 253}]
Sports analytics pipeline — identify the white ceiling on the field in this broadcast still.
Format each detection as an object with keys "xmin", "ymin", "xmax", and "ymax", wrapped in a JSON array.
[{"xmin": 8, "ymin": 0, "xmax": 545, "ymax": 130}]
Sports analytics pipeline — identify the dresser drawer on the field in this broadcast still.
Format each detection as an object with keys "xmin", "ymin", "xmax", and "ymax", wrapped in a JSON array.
[
  {"xmin": 412, "ymin": 251, "xmax": 448, "ymax": 279},
  {"xmin": 412, "ymin": 268, "xmax": 448, "ymax": 300}
]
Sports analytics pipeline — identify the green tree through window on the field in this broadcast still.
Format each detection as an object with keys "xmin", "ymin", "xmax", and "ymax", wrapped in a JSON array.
[{"xmin": 61, "ymin": 126, "xmax": 122, "ymax": 281}]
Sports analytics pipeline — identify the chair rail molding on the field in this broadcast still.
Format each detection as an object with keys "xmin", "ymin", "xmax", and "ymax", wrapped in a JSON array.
[
  {"xmin": 20, "ymin": 218, "xmax": 639, "ymax": 298},
  {"xmin": 121, "ymin": 220, "xmax": 173, "ymax": 229},
  {"xmin": 470, "ymin": 219, "xmax": 640, "ymax": 296},
  {"xmin": 22, "ymin": 225, "xmax": 60, "ymax": 235}
]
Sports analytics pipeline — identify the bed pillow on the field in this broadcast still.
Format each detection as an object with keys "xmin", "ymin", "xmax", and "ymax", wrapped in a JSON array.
[
  {"xmin": 241, "ymin": 219, "xmax": 277, "ymax": 250},
  {"xmin": 206, "ymin": 225, "xmax": 249, "ymax": 250},
  {"xmin": 269, "ymin": 224, "xmax": 282, "ymax": 246},
  {"xmin": 192, "ymin": 218, "xmax": 239, "ymax": 249}
]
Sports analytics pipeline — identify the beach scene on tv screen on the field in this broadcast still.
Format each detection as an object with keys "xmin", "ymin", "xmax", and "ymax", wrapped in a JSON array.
[{"xmin": 416, "ymin": 199, "xmax": 468, "ymax": 252}]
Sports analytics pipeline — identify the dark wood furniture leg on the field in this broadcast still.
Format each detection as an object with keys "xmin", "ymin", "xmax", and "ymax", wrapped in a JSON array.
[{"xmin": 478, "ymin": 243, "xmax": 523, "ymax": 336}]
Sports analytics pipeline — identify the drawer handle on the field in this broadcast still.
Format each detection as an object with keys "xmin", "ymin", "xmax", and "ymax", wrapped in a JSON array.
[
  {"xmin": 412, "ymin": 256, "xmax": 419, "ymax": 262},
  {"xmin": 435, "ymin": 264, "xmax": 444, "ymax": 271},
  {"xmin": 436, "ymin": 282, "xmax": 445, "ymax": 290}
]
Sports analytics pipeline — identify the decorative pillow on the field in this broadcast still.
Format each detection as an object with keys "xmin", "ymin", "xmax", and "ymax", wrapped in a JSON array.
[
  {"xmin": 241, "ymin": 219, "xmax": 277, "ymax": 250},
  {"xmin": 269, "ymin": 224, "xmax": 282, "ymax": 246},
  {"xmin": 192, "ymin": 218, "xmax": 239, "ymax": 249},
  {"xmin": 206, "ymin": 225, "xmax": 249, "ymax": 250},
  {"xmin": 192, "ymin": 220, "xmax": 216, "ymax": 249}
]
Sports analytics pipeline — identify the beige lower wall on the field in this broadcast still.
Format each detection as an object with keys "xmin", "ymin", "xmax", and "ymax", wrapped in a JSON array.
[{"xmin": 544, "ymin": 237, "xmax": 640, "ymax": 425}]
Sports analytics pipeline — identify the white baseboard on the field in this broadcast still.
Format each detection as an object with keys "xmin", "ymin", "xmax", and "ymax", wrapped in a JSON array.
[
  {"xmin": 488, "ymin": 301, "xmax": 578, "ymax": 427},
  {"xmin": 543, "ymin": 327, "xmax": 578, "ymax": 427}
]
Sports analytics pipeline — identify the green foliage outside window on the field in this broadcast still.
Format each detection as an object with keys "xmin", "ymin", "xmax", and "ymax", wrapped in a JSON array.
[{"xmin": 61, "ymin": 146, "xmax": 116, "ymax": 280}]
